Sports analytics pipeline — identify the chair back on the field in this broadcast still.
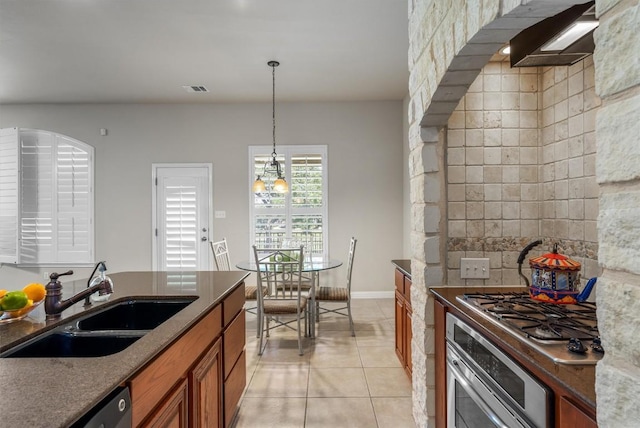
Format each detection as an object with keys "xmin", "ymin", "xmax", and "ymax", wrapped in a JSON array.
[
  {"xmin": 252, "ymin": 245, "xmax": 305, "ymax": 305},
  {"xmin": 210, "ymin": 238, "xmax": 231, "ymax": 271},
  {"xmin": 345, "ymin": 237, "xmax": 357, "ymax": 291}
]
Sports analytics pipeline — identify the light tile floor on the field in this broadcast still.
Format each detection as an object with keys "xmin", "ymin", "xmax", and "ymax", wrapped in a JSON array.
[{"xmin": 233, "ymin": 298, "xmax": 416, "ymax": 428}]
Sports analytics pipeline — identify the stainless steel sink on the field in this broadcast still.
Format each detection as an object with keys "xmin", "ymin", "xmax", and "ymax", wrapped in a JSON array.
[{"xmin": 1, "ymin": 297, "xmax": 197, "ymax": 358}]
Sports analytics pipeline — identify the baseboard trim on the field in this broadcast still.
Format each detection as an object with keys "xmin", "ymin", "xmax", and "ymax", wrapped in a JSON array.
[{"xmin": 351, "ymin": 291, "xmax": 395, "ymax": 299}]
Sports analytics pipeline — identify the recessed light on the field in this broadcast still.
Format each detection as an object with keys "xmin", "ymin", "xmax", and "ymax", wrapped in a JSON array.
[{"xmin": 500, "ymin": 45, "xmax": 511, "ymax": 55}]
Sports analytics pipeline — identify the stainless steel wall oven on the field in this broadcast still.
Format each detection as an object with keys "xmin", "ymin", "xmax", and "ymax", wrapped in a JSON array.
[{"xmin": 446, "ymin": 313, "xmax": 551, "ymax": 428}]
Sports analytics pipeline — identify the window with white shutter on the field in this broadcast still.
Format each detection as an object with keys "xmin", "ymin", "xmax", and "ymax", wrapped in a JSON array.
[
  {"xmin": 0, "ymin": 128, "xmax": 94, "ymax": 266},
  {"xmin": 249, "ymin": 145, "xmax": 327, "ymax": 256}
]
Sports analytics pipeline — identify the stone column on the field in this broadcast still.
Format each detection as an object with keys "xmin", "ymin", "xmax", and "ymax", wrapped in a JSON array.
[
  {"xmin": 592, "ymin": 0, "xmax": 640, "ymax": 426},
  {"xmin": 408, "ymin": 124, "xmax": 447, "ymax": 426}
]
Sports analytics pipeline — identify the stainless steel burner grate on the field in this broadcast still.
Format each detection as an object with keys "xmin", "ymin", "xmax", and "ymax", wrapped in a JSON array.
[{"xmin": 457, "ymin": 292, "xmax": 602, "ymax": 365}]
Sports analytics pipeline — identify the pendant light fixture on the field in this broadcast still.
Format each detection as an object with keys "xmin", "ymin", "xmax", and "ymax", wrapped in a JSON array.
[{"xmin": 252, "ymin": 60, "xmax": 289, "ymax": 194}]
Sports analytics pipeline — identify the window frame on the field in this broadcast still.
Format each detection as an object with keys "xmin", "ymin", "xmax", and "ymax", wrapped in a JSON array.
[{"xmin": 248, "ymin": 145, "xmax": 328, "ymax": 258}]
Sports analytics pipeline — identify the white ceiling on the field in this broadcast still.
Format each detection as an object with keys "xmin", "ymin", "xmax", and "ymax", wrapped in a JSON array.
[{"xmin": 0, "ymin": 0, "xmax": 409, "ymax": 104}]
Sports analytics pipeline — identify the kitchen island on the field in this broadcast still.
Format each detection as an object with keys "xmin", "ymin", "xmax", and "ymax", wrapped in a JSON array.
[{"xmin": 0, "ymin": 270, "xmax": 249, "ymax": 428}]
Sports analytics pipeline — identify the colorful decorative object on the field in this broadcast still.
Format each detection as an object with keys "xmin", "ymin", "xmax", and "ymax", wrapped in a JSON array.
[{"xmin": 528, "ymin": 243, "xmax": 585, "ymax": 304}]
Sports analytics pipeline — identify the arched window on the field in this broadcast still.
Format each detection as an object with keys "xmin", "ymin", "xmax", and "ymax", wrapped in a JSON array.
[{"xmin": 0, "ymin": 128, "xmax": 94, "ymax": 266}]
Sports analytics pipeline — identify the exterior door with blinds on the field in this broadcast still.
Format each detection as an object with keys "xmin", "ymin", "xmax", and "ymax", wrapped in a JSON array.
[{"xmin": 153, "ymin": 164, "xmax": 212, "ymax": 271}]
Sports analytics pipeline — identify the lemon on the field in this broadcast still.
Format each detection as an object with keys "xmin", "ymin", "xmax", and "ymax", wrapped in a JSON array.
[
  {"xmin": 23, "ymin": 283, "xmax": 46, "ymax": 302},
  {"xmin": 12, "ymin": 299, "xmax": 34, "ymax": 317},
  {"xmin": 1, "ymin": 290, "xmax": 29, "ymax": 311}
]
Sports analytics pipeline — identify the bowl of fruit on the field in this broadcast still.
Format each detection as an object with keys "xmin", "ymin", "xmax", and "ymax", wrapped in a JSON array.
[{"xmin": 0, "ymin": 283, "xmax": 47, "ymax": 324}]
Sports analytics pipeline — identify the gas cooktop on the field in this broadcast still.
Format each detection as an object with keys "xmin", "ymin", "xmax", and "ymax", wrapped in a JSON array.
[{"xmin": 457, "ymin": 292, "xmax": 603, "ymax": 365}]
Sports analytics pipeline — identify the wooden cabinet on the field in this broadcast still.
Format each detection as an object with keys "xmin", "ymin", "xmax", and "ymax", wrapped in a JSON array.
[
  {"xmin": 394, "ymin": 266, "xmax": 412, "ymax": 378},
  {"xmin": 190, "ymin": 339, "xmax": 223, "ymax": 428},
  {"xmin": 557, "ymin": 396, "xmax": 598, "ymax": 428},
  {"xmin": 222, "ymin": 285, "xmax": 246, "ymax": 427},
  {"xmin": 142, "ymin": 379, "xmax": 189, "ymax": 428},
  {"xmin": 434, "ymin": 300, "xmax": 447, "ymax": 428},
  {"xmin": 129, "ymin": 283, "xmax": 246, "ymax": 428}
]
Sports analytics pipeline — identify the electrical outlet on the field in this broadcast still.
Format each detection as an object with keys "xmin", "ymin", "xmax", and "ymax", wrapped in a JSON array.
[
  {"xmin": 460, "ymin": 258, "xmax": 490, "ymax": 279},
  {"xmin": 43, "ymin": 271, "xmax": 49, "ymax": 281}
]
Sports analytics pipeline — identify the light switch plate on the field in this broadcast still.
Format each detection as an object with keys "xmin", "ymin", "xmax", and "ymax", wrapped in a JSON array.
[{"xmin": 460, "ymin": 258, "xmax": 490, "ymax": 279}]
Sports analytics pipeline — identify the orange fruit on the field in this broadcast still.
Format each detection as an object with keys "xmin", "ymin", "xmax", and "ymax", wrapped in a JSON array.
[
  {"xmin": 23, "ymin": 283, "xmax": 46, "ymax": 302},
  {"xmin": 0, "ymin": 289, "xmax": 7, "ymax": 299}
]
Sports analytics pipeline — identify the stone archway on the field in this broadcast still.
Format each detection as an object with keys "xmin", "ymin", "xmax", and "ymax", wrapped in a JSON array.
[{"xmin": 407, "ymin": 1, "xmax": 593, "ymax": 425}]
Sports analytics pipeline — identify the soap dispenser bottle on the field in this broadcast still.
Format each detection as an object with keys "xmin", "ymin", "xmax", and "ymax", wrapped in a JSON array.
[{"xmin": 89, "ymin": 262, "xmax": 114, "ymax": 302}]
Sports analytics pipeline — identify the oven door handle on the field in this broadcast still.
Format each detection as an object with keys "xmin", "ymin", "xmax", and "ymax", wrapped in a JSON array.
[{"xmin": 447, "ymin": 357, "xmax": 521, "ymax": 428}]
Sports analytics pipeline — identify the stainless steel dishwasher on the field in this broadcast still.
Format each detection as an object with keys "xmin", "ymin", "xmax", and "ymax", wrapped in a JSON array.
[{"xmin": 71, "ymin": 386, "xmax": 132, "ymax": 428}]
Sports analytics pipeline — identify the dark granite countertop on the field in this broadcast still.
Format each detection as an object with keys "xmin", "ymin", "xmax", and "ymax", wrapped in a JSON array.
[
  {"xmin": 391, "ymin": 259, "xmax": 411, "ymax": 279},
  {"xmin": 0, "ymin": 270, "xmax": 249, "ymax": 428},
  {"xmin": 430, "ymin": 286, "xmax": 596, "ymax": 409}
]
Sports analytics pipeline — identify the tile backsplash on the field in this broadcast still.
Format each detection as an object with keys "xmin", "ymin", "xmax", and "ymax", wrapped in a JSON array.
[{"xmin": 446, "ymin": 55, "xmax": 600, "ymax": 286}]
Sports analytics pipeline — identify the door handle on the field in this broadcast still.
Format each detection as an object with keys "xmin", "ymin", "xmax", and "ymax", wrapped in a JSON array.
[{"xmin": 201, "ymin": 237, "xmax": 208, "ymax": 242}]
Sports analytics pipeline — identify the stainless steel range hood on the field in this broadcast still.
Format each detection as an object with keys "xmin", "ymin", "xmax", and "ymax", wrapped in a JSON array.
[{"xmin": 510, "ymin": 2, "xmax": 597, "ymax": 67}]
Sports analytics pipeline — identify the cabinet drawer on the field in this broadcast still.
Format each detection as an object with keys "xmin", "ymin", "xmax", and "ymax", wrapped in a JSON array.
[
  {"xmin": 224, "ymin": 310, "xmax": 246, "ymax": 379},
  {"xmin": 395, "ymin": 269, "xmax": 405, "ymax": 294},
  {"xmin": 223, "ymin": 284, "xmax": 245, "ymax": 327},
  {"xmin": 224, "ymin": 351, "xmax": 246, "ymax": 428}
]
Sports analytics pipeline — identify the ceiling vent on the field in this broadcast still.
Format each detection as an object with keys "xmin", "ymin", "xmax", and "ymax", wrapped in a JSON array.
[
  {"xmin": 510, "ymin": 2, "xmax": 597, "ymax": 67},
  {"xmin": 182, "ymin": 85, "xmax": 209, "ymax": 93}
]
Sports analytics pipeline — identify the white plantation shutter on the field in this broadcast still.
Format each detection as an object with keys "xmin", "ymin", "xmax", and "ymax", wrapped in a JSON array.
[
  {"xmin": 19, "ymin": 130, "xmax": 54, "ymax": 264},
  {"xmin": 56, "ymin": 137, "xmax": 92, "ymax": 263},
  {"xmin": 290, "ymin": 154, "xmax": 325, "ymax": 254},
  {"xmin": 0, "ymin": 128, "xmax": 20, "ymax": 263},
  {"xmin": 0, "ymin": 128, "xmax": 93, "ymax": 265},
  {"xmin": 163, "ymin": 179, "xmax": 199, "ymax": 269},
  {"xmin": 249, "ymin": 145, "xmax": 327, "ymax": 256}
]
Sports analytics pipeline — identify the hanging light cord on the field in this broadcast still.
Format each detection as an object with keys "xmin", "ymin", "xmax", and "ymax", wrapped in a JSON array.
[{"xmin": 271, "ymin": 61, "xmax": 277, "ymax": 159}]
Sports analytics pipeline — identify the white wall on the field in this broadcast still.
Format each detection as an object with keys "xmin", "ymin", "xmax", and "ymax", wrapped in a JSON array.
[{"xmin": 0, "ymin": 101, "xmax": 404, "ymax": 295}]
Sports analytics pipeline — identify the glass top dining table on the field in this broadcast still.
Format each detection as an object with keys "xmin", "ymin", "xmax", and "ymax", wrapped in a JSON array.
[
  {"xmin": 235, "ymin": 257, "xmax": 343, "ymax": 273},
  {"xmin": 236, "ymin": 256, "xmax": 343, "ymax": 338}
]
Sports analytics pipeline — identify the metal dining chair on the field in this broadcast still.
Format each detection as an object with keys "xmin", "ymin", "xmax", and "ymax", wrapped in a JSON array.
[
  {"xmin": 276, "ymin": 238, "xmax": 314, "ymax": 296},
  {"xmin": 315, "ymin": 237, "xmax": 357, "ymax": 336},
  {"xmin": 211, "ymin": 238, "xmax": 266, "ymax": 337},
  {"xmin": 210, "ymin": 238, "xmax": 231, "ymax": 271},
  {"xmin": 253, "ymin": 245, "xmax": 308, "ymax": 356}
]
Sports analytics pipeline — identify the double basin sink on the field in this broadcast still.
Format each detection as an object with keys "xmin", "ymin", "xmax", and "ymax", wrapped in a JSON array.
[{"xmin": 1, "ymin": 298, "xmax": 197, "ymax": 358}]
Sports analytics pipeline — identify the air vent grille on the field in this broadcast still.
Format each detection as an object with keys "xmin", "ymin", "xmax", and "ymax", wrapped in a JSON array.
[{"xmin": 182, "ymin": 85, "xmax": 209, "ymax": 93}]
